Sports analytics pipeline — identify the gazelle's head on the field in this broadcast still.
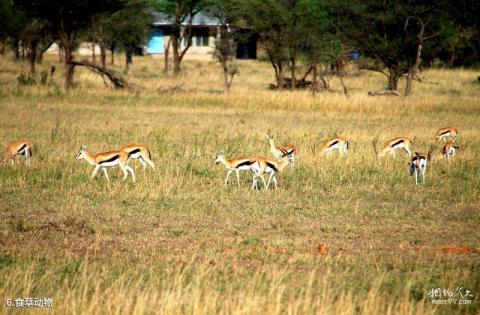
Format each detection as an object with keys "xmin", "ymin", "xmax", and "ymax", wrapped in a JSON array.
[
  {"xmin": 75, "ymin": 145, "xmax": 87, "ymax": 160},
  {"xmin": 214, "ymin": 151, "xmax": 225, "ymax": 164},
  {"xmin": 284, "ymin": 152, "xmax": 294, "ymax": 165}
]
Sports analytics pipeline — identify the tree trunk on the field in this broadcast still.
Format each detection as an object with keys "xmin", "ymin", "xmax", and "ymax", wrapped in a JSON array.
[
  {"xmin": 222, "ymin": 60, "xmax": 229, "ymax": 92},
  {"xmin": 172, "ymin": 33, "xmax": 181, "ymax": 75},
  {"xmin": 164, "ymin": 37, "xmax": 172, "ymax": 75},
  {"xmin": 28, "ymin": 41, "xmax": 38, "ymax": 75},
  {"xmin": 91, "ymin": 43, "xmax": 96, "ymax": 63},
  {"xmin": 388, "ymin": 68, "xmax": 400, "ymax": 91},
  {"xmin": 125, "ymin": 47, "xmax": 133, "ymax": 74},
  {"xmin": 64, "ymin": 46, "xmax": 75, "ymax": 90},
  {"xmin": 58, "ymin": 44, "xmax": 64, "ymax": 63},
  {"xmin": 100, "ymin": 43, "xmax": 106, "ymax": 69},
  {"xmin": 59, "ymin": 20, "xmax": 75, "ymax": 91},
  {"xmin": 405, "ymin": 19, "xmax": 425, "ymax": 97},
  {"xmin": 13, "ymin": 40, "xmax": 20, "ymax": 60},
  {"xmin": 110, "ymin": 44, "xmax": 115, "ymax": 65},
  {"xmin": 312, "ymin": 64, "xmax": 318, "ymax": 96},
  {"xmin": 290, "ymin": 58, "xmax": 296, "ymax": 91}
]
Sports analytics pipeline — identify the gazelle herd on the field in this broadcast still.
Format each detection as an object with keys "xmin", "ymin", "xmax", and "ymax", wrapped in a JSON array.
[{"xmin": 3, "ymin": 126, "xmax": 460, "ymax": 187}]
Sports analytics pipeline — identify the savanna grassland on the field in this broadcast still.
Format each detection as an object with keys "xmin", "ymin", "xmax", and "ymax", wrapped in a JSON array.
[{"xmin": 0, "ymin": 54, "xmax": 479, "ymax": 315}]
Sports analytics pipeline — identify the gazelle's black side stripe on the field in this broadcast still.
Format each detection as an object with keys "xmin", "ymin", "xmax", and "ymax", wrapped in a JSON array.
[
  {"xmin": 99, "ymin": 155, "xmax": 119, "ymax": 164},
  {"xmin": 391, "ymin": 139, "xmax": 404, "ymax": 147},
  {"xmin": 440, "ymin": 130, "xmax": 450, "ymax": 136},
  {"xmin": 237, "ymin": 160, "xmax": 255, "ymax": 168},
  {"xmin": 266, "ymin": 162, "xmax": 278, "ymax": 171},
  {"xmin": 128, "ymin": 148, "xmax": 141, "ymax": 156},
  {"xmin": 17, "ymin": 143, "xmax": 26, "ymax": 153},
  {"xmin": 329, "ymin": 140, "xmax": 339, "ymax": 147}
]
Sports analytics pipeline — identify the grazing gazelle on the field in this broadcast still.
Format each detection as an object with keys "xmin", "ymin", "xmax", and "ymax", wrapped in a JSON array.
[
  {"xmin": 3, "ymin": 140, "xmax": 32, "ymax": 165},
  {"xmin": 373, "ymin": 136, "xmax": 412, "ymax": 158},
  {"xmin": 442, "ymin": 141, "xmax": 459, "ymax": 161},
  {"xmin": 409, "ymin": 148, "xmax": 432, "ymax": 185},
  {"xmin": 75, "ymin": 145, "xmax": 135, "ymax": 183},
  {"xmin": 214, "ymin": 151, "xmax": 259, "ymax": 186},
  {"xmin": 266, "ymin": 133, "xmax": 296, "ymax": 163},
  {"xmin": 321, "ymin": 136, "xmax": 349, "ymax": 156},
  {"xmin": 251, "ymin": 154, "xmax": 293, "ymax": 190},
  {"xmin": 120, "ymin": 144, "xmax": 155, "ymax": 171},
  {"xmin": 433, "ymin": 127, "xmax": 458, "ymax": 142}
]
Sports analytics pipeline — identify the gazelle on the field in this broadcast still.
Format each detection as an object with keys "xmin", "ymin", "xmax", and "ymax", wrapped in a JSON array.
[
  {"xmin": 251, "ymin": 154, "xmax": 293, "ymax": 190},
  {"xmin": 120, "ymin": 144, "xmax": 155, "ymax": 171},
  {"xmin": 75, "ymin": 145, "xmax": 135, "ymax": 183},
  {"xmin": 3, "ymin": 140, "xmax": 32, "ymax": 165},
  {"xmin": 266, "ymin": 133, "xmax": 296, "ymax": 163},
  {"xmin": 373, "ymin": 137, "xmax": 412, "ymax": 158},
  {"xmin": 321, "ymin": 137, "xmax": 349, "ymax": 156},
  {"xmin": 409, "ymin": 148, "xmax": 432, "ymax": 185},
  {"xmin": 442, "ymin": 141, "xmax": 459, "ymax": 161},
  {"xmin": 214, "ymin": 151, "xmax": 259, "ymax": 186},
  {"xmin": 433, "ymin": 127, "xmax": 458, "ymax": 142}
]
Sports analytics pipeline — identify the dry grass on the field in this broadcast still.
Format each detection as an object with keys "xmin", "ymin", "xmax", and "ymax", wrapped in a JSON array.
[{"xmin": 0, "ymin": 53, "xmax": 479, "ymax": 314}]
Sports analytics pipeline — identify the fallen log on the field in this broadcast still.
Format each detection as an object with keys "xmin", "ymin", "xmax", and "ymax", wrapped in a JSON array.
[
  {"xmin": 68, "ymin": 60, "xmax": 136, "ymax": 91},
  {"xmin": 368, "ymin": 89, "xmax": 400, "ymax": 96}
]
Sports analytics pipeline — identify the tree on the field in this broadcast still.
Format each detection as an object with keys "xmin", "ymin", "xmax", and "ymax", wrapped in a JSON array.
[
  {"xmin": 333, "ymin": 0, "xmax": 451, "ymax": 94},
  {"xmin": 204, "ymin": 0, "xmax": 239, "ymax": 92},
  {"xmin": 108, "ymin": 0, "xmax": 152, "ymax": 74},
  {"xmin": 14, "ymin": 0, "xmax": 123, "ymax": 90},
  {"xmin": 153, "ymin": 0, "xmax": 203, "ymax": 75}
]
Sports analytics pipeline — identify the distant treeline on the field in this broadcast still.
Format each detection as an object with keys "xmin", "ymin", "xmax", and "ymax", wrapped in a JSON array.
[{"xmin": 0, "ymin": 0, "xmax": 478, "ymax": 94}]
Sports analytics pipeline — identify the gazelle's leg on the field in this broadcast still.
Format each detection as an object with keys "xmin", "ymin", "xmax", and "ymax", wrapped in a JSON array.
[
  {"xmin": 422, "ymin": 166, "xmax": 426, "ymax": 184},
  {"xmin": 415, "ymin": 169, "xmax": 418, "ymax": 185},
  {"xmin": 259, "ymin": 174, "xmax": 267, "ymax": 190},
  {"xmin": 273, "ymin": 176, "xmax": 278, "ymax": 189},
  {"xmin": 391, "ymin": 150, "xmax": 396, "ymax": 159},
  {"xmin": 404, "ymin": 146, "xmax": 412, "ymax": 156},
  {"xmin": 24, "ymin": 149, "xmax": 29, "ymax": 165},
  {"xmin": 125, "ymin": 164, "xmax": 136, "ymax": 183},
  {"xmin": 138, "ymin": 157, "xmax": 147, "ymax": 170},
  {"xmin": 251, "ymin": 174, "xmax": 258, "ymax": 190},
  {"xmin": 102, "ymin": 167, "xmax": 110, "ymax": 182},
  {"xmin": 143, "ymin": 155, "xmax": 155, "ymax": 171},
  {"xmin": 266, "ymin": 172, "xmax": 275, "ymax": 190},
  {"xmin": 236, "ymin": 169, "xmax": 241, "ymax": 186},
  {"xmin": 225, "ymin": 170, "xmax": 232, "ymax": 185},
  {"xmin": 119, "ymin": 163, "xmax": 129, "ymax": 181},
  {"xmin": 91, "ymin": 165, "xmax": 101, "ymax": 181}
]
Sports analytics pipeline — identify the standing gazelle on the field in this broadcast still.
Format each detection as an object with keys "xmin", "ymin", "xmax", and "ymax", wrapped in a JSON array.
[
  {"xmin": 321, "ymin": 137, "xmax": 349, "ymax": 156},
  {"xmin": 120, "ymin": 144, "xmax": 155, "ymax": 171},
  {"xmin": 433, "ymin": 127, "xmax": 458, "ymax": 142},
  {"xmin": 409, "ymin": 149, "xmax": 432, "ymax": 185},
  {"xmin": 373, "ymin": 137, "xmax": 412, "ymax": 158},
  {"xmin": 266, "ymin": 133, "xmax": 296, "ymax": 163},
  {"xmin": 214, "ymin": 151, "xmax": 260, "ymax": 186},
  {"xmin": 442, "ymin": 141, "xmax": 459, "ymax": 161},
  {"xmin": 3, "ymin": 140, "xmax": 32, "ymax": 165},
  {"xmin": 75, "ymin": 145, "xmax": 135, "ymax": 183},
  {"xmin": 251, "ymin": 154, "xmax": 293, "ymax": 190}
]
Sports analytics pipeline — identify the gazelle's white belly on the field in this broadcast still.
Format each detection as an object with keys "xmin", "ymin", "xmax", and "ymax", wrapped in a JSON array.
[
  {"xmin": 101, "ymin": 161, "xmax": 120, "ymax": 167},
  {"xmin": 129, "ymin": 152, "xmax": 141, "ymax": 159}
]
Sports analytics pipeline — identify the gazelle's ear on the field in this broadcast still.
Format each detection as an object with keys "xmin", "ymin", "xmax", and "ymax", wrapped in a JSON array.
[{"xmin": 81, "ymin": 144, "xmax": 87, "ymax": 150}]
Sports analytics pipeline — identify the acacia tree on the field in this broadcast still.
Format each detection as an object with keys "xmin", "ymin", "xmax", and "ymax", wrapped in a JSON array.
[
  {"xmin": 333, "ymin": 0, "xmax": 450, "ymax": 94},
  {"xmin": 204, "ymin": 0, "xmax": 239, "ymax": 92},
  {"xmin": 154, "ymin": 0, "xmax": 203, "ymax": 75},
  {"xmin": 14, "ymin": 0, "xmax": 123, "ymax": 90},
  {"xmin": 108, "ymin": 0, "xmax": 152, "ymax": 74}
]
